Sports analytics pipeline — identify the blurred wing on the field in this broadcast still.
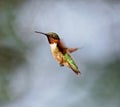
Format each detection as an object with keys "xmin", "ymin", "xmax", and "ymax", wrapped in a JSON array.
[
  {"xmin": 67, "ymin": 48, "xmax": 79, "ymax": 53},
  {"xmin": 57, "ymin": 39, "xmax": 67, "ymax": 54},
  {"xmin": 59, "ymin": 39, "xmax": 67, "ymax": 48},
  {"xmin": 58, "ymin": 39, "xmax": 79, "ymax": 53}
]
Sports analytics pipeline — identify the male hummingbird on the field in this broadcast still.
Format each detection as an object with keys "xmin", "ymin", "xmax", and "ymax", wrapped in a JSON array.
[{"xmin": 35, "ymin": 31, "xmax": 80, "ymax": 75}]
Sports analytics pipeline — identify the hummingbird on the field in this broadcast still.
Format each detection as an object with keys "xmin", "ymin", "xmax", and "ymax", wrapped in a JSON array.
[{"xmin": 35, "ymin": 31, "xmax": 80, "ymax": 75}]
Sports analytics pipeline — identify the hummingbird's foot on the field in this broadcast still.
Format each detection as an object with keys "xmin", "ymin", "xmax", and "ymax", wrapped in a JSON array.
[{"xmin": 59, "ymin": 63, "xmax": 64, "ymax": 67}]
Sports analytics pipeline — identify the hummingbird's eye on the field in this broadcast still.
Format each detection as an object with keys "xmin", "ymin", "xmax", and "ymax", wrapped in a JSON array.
[
  {"xmin": 53, "ymin": 35, "xmax": 56, "ymax": 38},
  {"xmin": 51, "ymin": 34, "xmax": 57, "ymax": 39},
  {"xmin": 50, "ymin": 34, "xmax": 54, "ymax": 38}
]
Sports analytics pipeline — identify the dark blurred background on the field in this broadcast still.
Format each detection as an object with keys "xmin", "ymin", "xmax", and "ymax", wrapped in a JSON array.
[{"xmin": 0, "ymin": 0, "xmax": 120, "ymax": 107}]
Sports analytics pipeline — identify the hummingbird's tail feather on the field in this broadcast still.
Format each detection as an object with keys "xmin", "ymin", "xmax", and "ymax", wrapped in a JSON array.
[{"xmin": 70, "ymin": 66, "xmax": 80, "ymax": 75}]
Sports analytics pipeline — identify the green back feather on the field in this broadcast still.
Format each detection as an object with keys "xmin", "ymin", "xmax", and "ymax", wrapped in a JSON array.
[{"xmin": 65, "ymin": 53, "xmax": 79, "ymax": 71}]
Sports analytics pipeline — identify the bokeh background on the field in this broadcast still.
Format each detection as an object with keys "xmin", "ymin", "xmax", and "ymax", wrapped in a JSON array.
[{"xmin": 0, "ymin": 0, "xmax": 120, "ymax": 107}]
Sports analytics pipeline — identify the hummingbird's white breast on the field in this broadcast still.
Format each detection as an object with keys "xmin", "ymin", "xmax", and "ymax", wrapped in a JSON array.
[
  {"xmin": 50, "ymin": 43, "xmax": 64, "ymax": 64},
  {"xmin": 50, "ymin": 43, "xmax": 57, "ymax": 51}
]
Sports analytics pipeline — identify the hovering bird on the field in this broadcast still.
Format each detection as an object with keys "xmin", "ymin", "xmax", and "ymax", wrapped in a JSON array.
[{"xmin": 35, "ymin": 31, "xmax": 80, "ymax": 75}]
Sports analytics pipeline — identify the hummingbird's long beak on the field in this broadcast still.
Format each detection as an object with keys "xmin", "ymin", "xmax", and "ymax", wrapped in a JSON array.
[{"xmin": 35, "ymin": 31, "xmax": 48, "ymax": 36}]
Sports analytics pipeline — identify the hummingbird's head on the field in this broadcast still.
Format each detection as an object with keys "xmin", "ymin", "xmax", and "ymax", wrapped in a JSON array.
[
  {"xmin": 35, "ymin": 31, "xmax": 60, "ymax": 44},
  {"xmin": 46, "ymin": 32, "xmax": 60, "ymax": 40}
]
